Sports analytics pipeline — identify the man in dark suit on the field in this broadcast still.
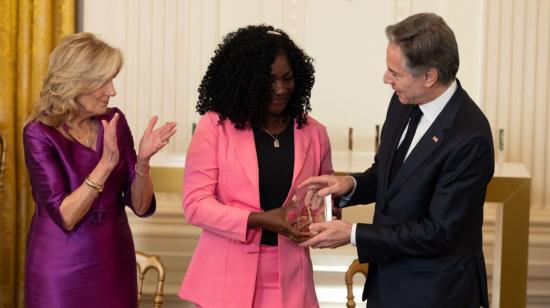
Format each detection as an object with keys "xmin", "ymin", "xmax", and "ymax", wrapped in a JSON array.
[{"xmin": 300, "ymin": 13, "xmax": 493, "ymax": 308}]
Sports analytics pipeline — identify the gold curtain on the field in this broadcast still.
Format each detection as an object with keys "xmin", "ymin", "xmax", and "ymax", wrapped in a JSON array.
[{"xmin": 0, "ymin": 1, "xmax": 75, "ymax": 307}]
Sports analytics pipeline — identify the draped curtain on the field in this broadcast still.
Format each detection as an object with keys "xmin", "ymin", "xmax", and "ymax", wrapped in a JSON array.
[{"xmin": 0, "ymin": 1, "xmax": 74, "ymax": 307}]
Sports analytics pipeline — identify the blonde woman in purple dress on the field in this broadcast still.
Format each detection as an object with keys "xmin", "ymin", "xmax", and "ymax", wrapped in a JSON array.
[{"xmin": 23, "ymin": 32, "xmax": 177, "ymax": 307}]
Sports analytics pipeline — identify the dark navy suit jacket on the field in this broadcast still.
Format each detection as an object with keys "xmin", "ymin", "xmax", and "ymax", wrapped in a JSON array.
[{"xmin": 347, "ymin": 81, "xmax": 493, "ymax": 308}]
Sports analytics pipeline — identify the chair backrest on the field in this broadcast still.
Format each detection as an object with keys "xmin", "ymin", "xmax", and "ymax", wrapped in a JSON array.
[
  {"xmin": 345, "ymin": 259, "xmax": 369, "ymax": 308},
  {"xmin": 0, "ymin": 134, "xmax": 6, "ymax": 197},
  {"xmin": 136, "ymin": 251, "xmax": 166, "ymax": 308}
]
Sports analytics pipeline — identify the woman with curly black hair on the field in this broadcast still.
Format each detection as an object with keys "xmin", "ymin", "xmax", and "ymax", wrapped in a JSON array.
[{"xmin": 179, "ymin": 25, "xmax": 333, "ymax": 308}]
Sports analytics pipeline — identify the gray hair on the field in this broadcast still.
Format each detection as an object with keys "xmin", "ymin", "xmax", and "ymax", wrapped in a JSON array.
[{"xmin": 385, "ymin": 12, "xmax": 459, "ymax": 85}]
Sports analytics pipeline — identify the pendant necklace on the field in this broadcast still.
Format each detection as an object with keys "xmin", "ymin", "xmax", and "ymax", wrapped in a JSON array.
[
  {"xmin": 63, "ymin": 120, "xmax": 96, "ymax": 150},
  {"xmin": 263, "ymin": 127, "xmax": 280, "ymax": 148}
]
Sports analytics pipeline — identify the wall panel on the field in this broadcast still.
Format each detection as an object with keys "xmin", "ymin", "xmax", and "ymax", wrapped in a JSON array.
[
  {"xmin": 482, "ymin": 0, "xmax": 550, "ymax": 210},
  {"xmin": 82, "ymin": 0, "xmax": 484, "ymax": 160}
]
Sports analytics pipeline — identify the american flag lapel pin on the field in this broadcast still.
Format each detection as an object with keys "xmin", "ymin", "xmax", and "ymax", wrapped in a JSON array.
[{"xmin": 432, "ymin": 136, "xmax": 439, "ymax": 143}]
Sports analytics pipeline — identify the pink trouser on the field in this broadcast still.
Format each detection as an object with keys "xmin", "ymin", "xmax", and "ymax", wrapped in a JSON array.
[{"xmin": 252, "ymin": 245, "xmax": 283, "ymax": 308}]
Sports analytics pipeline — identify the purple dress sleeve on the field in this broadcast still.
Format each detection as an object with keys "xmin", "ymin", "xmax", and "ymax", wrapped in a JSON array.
[{"xmin": 23, "ymin": 124, "xmax": 70, "ymax": 231}]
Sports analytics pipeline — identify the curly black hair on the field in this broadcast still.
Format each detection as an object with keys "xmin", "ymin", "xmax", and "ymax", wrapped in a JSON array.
[{"xmin": 196, "ymin": 25, "xmax": 315, "ymax": 129}]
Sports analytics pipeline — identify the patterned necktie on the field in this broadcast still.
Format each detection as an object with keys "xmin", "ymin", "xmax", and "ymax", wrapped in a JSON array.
[{"xmin": 389, "ymin": 105, "xmax": 423, "ymax": 185}]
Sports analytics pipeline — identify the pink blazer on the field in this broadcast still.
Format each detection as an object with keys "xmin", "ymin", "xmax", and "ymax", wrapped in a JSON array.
[{"xmin": 179, "ymin": 112, "xmax": 333, "ymax": 308}]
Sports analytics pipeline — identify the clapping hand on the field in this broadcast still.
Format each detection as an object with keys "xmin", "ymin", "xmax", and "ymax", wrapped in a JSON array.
[
  {"xmin": 137, "ymin": 116, "xmax": 177, "ymax": 161},
  {"xmin": 101, "ymin": 112, "xmax": 120, "ymax": 169}
]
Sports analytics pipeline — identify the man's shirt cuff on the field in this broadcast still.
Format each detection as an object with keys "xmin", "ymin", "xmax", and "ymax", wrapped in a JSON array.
[
  {"xmin": 351, "ymin": 223, "xmax": 357, "ymax": 246},
  {"xmin": 338, "ymin": 176, "xmax": 358, "ymax": 208}
]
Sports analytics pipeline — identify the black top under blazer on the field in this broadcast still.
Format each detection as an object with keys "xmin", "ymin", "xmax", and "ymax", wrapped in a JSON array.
[{"xmin": 347, "ymin": 80, "xmax": 494, "ymax": 308}]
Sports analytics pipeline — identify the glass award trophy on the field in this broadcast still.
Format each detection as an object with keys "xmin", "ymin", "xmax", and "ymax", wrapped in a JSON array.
[{"xmin": 287, "ymin": 186, "xmax": 333, "ymax": 232}]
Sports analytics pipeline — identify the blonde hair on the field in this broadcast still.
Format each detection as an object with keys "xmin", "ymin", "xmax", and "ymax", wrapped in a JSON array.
[{"xmin": 30, "ymin": 32, "xmax": 123, "ymax": 127}]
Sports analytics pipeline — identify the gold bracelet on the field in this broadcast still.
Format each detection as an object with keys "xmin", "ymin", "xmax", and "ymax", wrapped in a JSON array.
[
  {"xmin": 134, "ymin": 163, "xmax": 150, "ymax": 177},
  {"xmin": 85, "ymin": 177, "xmax": 104, "ymax": 192},
  {"xmin": 86, "ymin": 176, "xmax": 103, "ymax": 188}
]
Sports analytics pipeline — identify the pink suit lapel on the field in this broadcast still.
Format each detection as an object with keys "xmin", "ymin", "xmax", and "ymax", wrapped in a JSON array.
[
  {"xmin": 231, "ymin": 126, "xmax": 260, "ymax": 196},
  {"xmin": 291, "ymin": 123, "xmax": 311, "ymax": 187}
]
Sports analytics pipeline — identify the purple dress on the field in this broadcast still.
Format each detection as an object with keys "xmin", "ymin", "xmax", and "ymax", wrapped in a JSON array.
[{"xmin": 23, "ymin": 108, "xmax": 155, "ymax": 308}]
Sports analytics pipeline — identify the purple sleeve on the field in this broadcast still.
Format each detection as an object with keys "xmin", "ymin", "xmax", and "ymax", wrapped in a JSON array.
[
  {"xmin": 23, "ymin": 123, "xmax": 69, "ymax": 231},
  {"xmin": 116, "ymin": 109, "xmax": 156, "ymax": 217}
]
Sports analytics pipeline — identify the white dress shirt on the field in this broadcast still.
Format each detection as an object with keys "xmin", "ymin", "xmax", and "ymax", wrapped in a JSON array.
[{"xmin": 349, "ymin": 80, "xmax": 458, "ymax": 246}]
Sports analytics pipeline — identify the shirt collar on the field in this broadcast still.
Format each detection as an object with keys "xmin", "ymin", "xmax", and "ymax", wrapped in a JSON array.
[{"xmin": 418, "ymin": 80, "xmax": 457, "ymax": 123}]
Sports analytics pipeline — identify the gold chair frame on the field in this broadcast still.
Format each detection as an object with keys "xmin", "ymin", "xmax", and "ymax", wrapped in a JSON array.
[
  {"xmin": 345, "ymin": 259, "xmax": 369, "ymax": 308},
  {"xmin": 136, "ymin": 250, "xmax": 166, "ymax": 308}
]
